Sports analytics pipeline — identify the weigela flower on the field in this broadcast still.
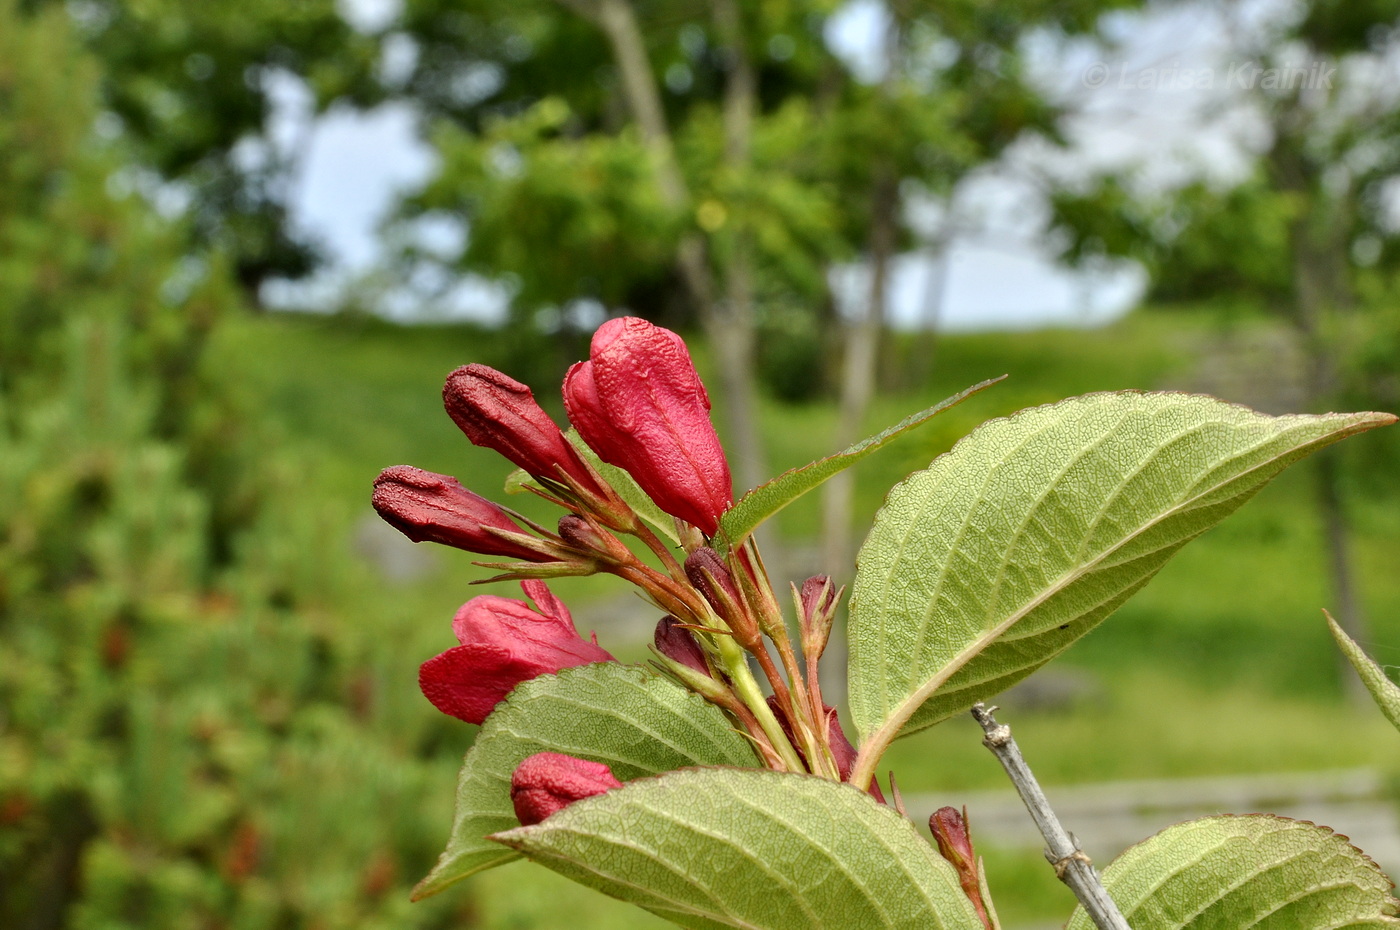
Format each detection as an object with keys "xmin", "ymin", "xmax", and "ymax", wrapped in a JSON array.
[
  {"xmin": 930, "ymin": 806, "xmax": 992, "ymax": 927},
  {"xmin": 563, "ymin": 317, "xmax": 733, "ymax": 535},
  {"xmin": 510, "ymin": 752, "xmax": 623, "ymax": 826},
  {"xmin": 443, "ymin": 364, "xmax": 607, "ymax": 499},
  {"xmin": 418, "ymin": 581, "xmax": 615, "ymax": 725},
  {"xmin": 372, "ymin": 465, "xmax": 551, "ymax": 562}
]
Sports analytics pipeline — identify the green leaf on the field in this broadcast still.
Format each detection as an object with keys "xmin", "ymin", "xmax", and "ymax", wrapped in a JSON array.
[
  {"xmin": 713, "ymin": 377, "xmax": 1004, "ymax": 554},
  {"xmin": 413, "ymin": 664, "xmax": 757, "ymax": 899},
  {"xmin": 503, "ymin": 467, "xmax": 538, "ymax": 496},
  {"xmin": 568, "ymin": 430, "xmax": 681, "ymax": 543},
  {"xmin": 494, "ymin": 768, "xmax": 986, "ymax": 930},
  {"xmin": 1066, "ymin": 814, "xmax": 1400, "ymax": 929},
  {"xmin": 1328, "ymin": 610, "xmax": 1400, "ymax": 733},
  {"xmin": 848, "ymin": 393, "xmax": 1394, "ymax": 763}
]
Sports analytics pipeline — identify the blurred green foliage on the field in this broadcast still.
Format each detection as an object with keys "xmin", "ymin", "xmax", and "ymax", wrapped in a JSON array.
[
  {"xmin": 0, "ymin": 5, "xmax": 463, "ymax": 928},
  {"xmin": 26, "ymin": 0, "xmax": 380, "ymax": 293}
]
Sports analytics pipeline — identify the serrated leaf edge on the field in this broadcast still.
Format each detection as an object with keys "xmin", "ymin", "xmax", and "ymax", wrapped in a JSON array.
[
  {"xmin": 411, "ymin": 663, "xmax": 758, "ymax": 900},
  {"xmin": 849, "ymin": 393, "xmax": 1394, "ymax": 789},
  {"xmin": 713, "ymin": 375, "xmax": 1005, "ymax": 554},
  {"xmin": 1070, "ymin": 813, "xmax": 1400, "ymax": 928},
  {"xmin": 493, "ymin": 767, "xmax": 982, "ymax": 930}
]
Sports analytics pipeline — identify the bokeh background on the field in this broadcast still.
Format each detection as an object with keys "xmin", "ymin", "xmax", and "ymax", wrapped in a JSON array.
[{"xmin": 3, "ymin": 1, "xmax": 1399, "ymax": 928}]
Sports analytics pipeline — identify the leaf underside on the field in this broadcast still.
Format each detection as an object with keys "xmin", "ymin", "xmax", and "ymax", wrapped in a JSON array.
[
  {"xmin": 413, "ymin": 664, "xmax": 757, "ymax": 899},
  {"xmin": 494, "ymin": 768, "xmax": 986, "ymax": 930},
  {"xmin": 1327, "ymin": 610, "xmax": 1400, "ymax": 734},
  {"xmin": 848, "ymin": 392, "xmax": 1394, "ymax": 745},
  {"xmin": 1066, "ymin": 814, "xmax": 1400, "ymax": 929},
  {"xmin": 714, "ymin": 376, "xmax": 1004, "ymax": 554}
]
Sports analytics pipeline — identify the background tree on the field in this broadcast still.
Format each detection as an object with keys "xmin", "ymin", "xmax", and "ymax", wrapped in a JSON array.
[
  {"xmin": 34, "ymin": 0, "xmax": 382, "ymax": 296},
  {"xmin": 1050, "ymin": 0, "xmax": 1400, "ymax": 697},
  {"xmin": 391, "ymin": 0, "xmax": 1133, "ymax": 572}
]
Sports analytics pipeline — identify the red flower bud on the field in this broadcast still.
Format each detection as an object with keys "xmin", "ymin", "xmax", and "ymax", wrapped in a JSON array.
[
  {"xmin": 556, "ymin": 514, "xmax": 632, "ymax": 563},
  {"xmin": 653, "ymin": 615, "xmax": 709, "ymax": 676},
  {"xmin": 930, "ymin": 806, "xmax": 992, "ymax": 928},
  {"xmin": 684, "ymin": 547, "xmax": 759, "ymax": 648},
  {"xmin": 418, "ymin": 581, "xmax": 615, "ymax": 724},
  {"xmin": 510, "ymin": 752, "xmax": 623, "ymax": 826},
  {"xmin": 563, "ymin": 318, "xmax": 732, "ymax": 535},
  {"xmin": 373, "ymin": 466, "xmax": 549, "ymax": 562},
  {"xmin": 797, "ymin": 574, "xmax": 839, "ymax": 662},
  {"xmin": 444, "ymin": 364, "xmax": 604, "ymax": 496}
]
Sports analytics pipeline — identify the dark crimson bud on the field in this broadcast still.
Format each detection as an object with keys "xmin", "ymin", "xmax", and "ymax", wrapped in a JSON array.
[
  {"xmin": 373, "ymin": 465, "xmax": 550, "ymax": 562},
  {"xmin": 418, "ymin": 581, "xmax": 615, "ymax": 725},
  {"xmin": 683, "ymin": 547, "xmax": 742, "ymax": 613},
  {"xmin": 511, "ymin": 752, "xmax": 623, "ymax": 826},
  {"xmin": 556, "ymin": 514, "xmax": 631, "ymax": 562},
  {"xmin": 444, "ymin": 364, "xmax": 606, "ymax": 496},
  {"xmin": 563, "ymin": 318, "xmax": 732, "ymax": 534},
  {"xmin": 684, "ymin": 547, "xmax": 758, "ymax": 647},
  {"xmin": 653, "ymin": 615, "xmax": 709, "ymax": 676},
  {"xmin": 799, "ymin": 574, "xmax": 836, "ymax": 623},
  {"xmin": 930, "ymin": 806, "xmax": 992, "ymax": 928}
]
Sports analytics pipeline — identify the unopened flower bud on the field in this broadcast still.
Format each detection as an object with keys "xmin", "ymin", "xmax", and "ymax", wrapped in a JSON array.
[
  {"xmin": 557, "ymin": 514, "xmax": 632, "ymax": 563},
  {"xmin": 684, "ymin": 547, "xmax": 740, "ymax": 611},
  {"xmin": 373, "ymin": 466, "xmax": 551, "ymax": 562},
  {"xmin": 930, "ymin": 806, "xmax": 992, "ymax": 927},
  {"xmin": 444, "ymin": 365, "xmax": 606, "ymax": 498},
  {"xmin": 824, "ymin": 707, "xmax": 883, "ymax": 802},
  {"xmin": 684, "ymin": 547, "xmax": 758, "ymax": 648},
  {"xmin": 510, "ymin": 752, "xmax": 622, "ymax": 825},
  {"xmin": 653, "ymin": 615, "xmax": 709, "ymax": 676},
  {"xmin": 563, "ymin": 318, "xmax": 732, "ymax": 535}
]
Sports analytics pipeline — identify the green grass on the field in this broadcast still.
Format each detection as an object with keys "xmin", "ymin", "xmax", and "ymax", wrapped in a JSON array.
[{"xmin": 214, "ymin": 307, "xmax": 1400, "ymax": 928}]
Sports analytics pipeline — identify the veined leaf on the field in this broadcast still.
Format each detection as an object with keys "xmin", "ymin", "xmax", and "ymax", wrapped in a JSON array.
[
  {"xmin": 1328, "ymin": 610, "xmax": 1400, "ymax": 733},
  {"xmin": 494, "ymin": 768, "xmax": 985, "ymax": 930},
  {"xmin": 713, "ymin": 377, "xmax": 1004, "ymax": 554},
  {"xmin": 1066, "ymin": 814, "xmax": 1400, "ymax": 929},
  {"xmin": 848, "ymin": 393, "xmax": 1393, "ymax": 781},
  {"xmin": 413, "ymin": 664, "xmax": 757, "ymax": 899}
]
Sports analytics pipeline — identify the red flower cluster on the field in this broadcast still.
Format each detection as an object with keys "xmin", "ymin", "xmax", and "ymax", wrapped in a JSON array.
[
  {"xmin": 374, "ymin": 317, "xmax": 736, "ymax": 737},
  {"xmin": 375, "ymin": 316, "xmax": 870, "ymax": 827}
]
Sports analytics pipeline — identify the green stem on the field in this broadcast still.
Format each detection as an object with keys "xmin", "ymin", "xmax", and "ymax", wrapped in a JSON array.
[{"xmin": 717, "ymin": 635, "xmax": 805, "ymax": 772}]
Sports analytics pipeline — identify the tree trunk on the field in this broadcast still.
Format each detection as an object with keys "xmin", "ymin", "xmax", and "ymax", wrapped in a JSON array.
[
  {"xmin": 1275, "ymin": 125, "xmax": 1370, "ymax": 705},
  {"xmin": 821, "ymin": 168, "xmax": 899, "ymax": 577},
  {"xmin": 821, "ymin": 12, "xmax": 901, "ymax": 579},
  {"xmin": 1315, "ymin": 449, "xmax": 1368, "ymax": 704},
  {"xmin": 910, "ymin": 235, "xmax": 950, "ymax": 387},
  {"xmin": 571, "ymin": 0, "xmax": 767, "ymax": 498},
  {"xmin": 708, "ymin": 0, "xmax": 767, "ymax": 498}
]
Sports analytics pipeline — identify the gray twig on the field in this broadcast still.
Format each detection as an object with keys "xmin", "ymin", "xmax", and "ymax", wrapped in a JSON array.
[{"xmin": 970, "ymin": 703, "xmax": 1130, "ymax": 930}]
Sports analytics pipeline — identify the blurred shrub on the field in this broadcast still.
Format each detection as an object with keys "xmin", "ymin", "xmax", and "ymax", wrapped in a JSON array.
[
  {"xmin": 0, "ymin": 4, "xmax": 462, "ymax": 928},
  {"xmin": 757, "ymin": 305, "xmax": 830, "ymax": 404}
]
